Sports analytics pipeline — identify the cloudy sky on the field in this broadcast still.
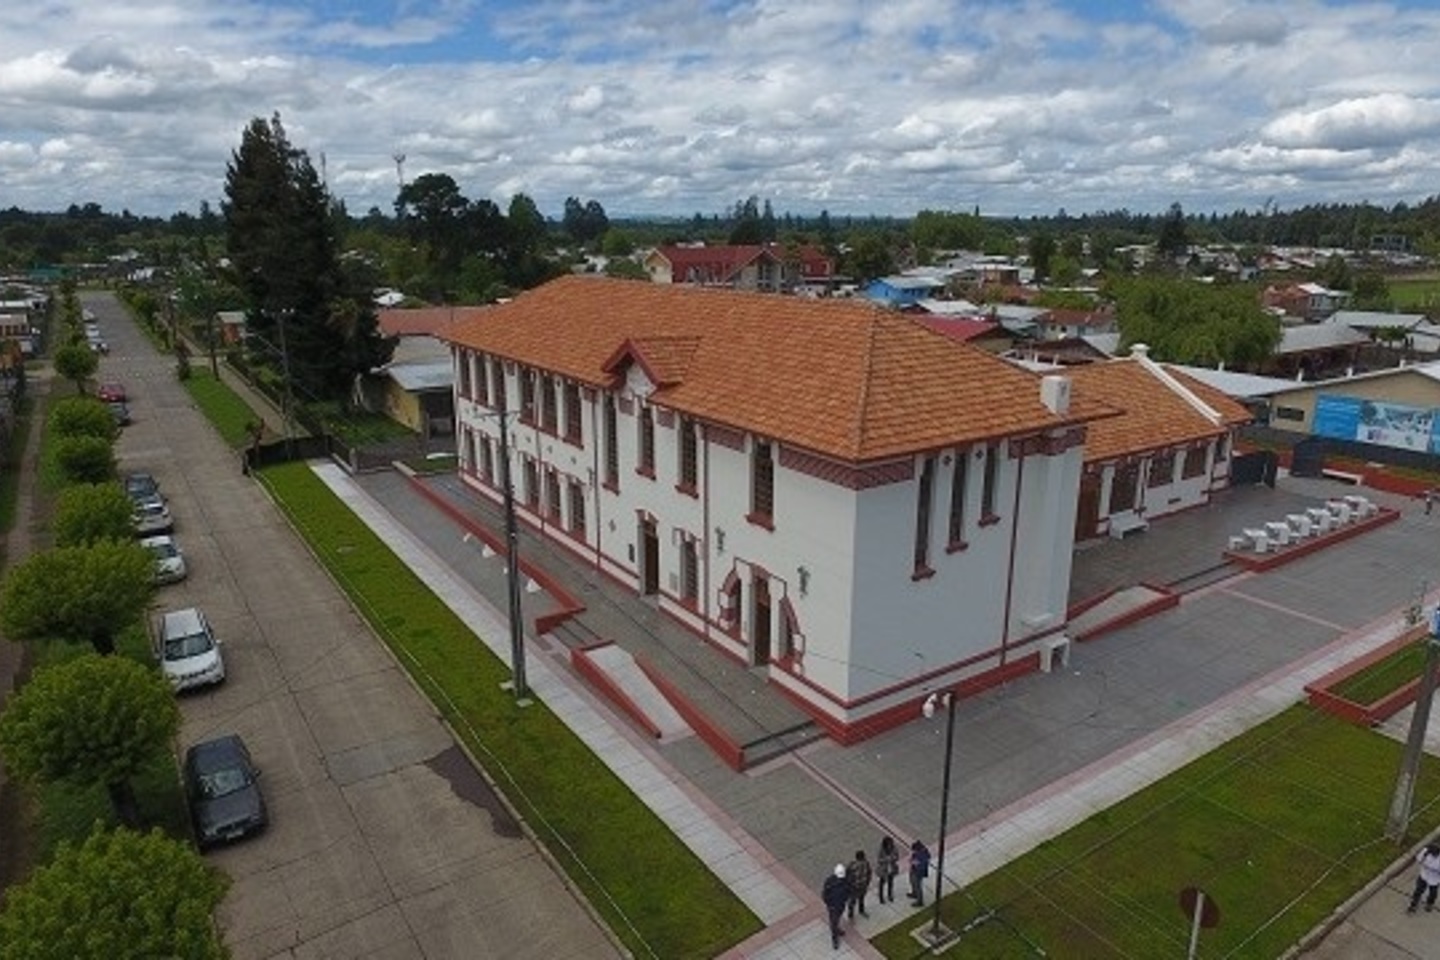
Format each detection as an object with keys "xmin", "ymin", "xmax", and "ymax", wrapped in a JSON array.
[{"xmin": 3, "ymin": 0, "xmax": 1440, "ymax": 221}]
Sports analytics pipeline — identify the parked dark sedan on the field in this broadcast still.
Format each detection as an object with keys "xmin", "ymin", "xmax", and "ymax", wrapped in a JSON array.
[{"xmin": 183, "ymin": 734, "xmax": 267, "ymax": 849}]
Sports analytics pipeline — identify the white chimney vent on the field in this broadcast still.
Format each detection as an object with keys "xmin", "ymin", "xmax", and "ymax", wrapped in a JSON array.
[
  {"xmin": 1040, "ymin": 374, "xmax": 1071, "ymax": 415},
  {"xmin": 1129, "ymin": 342, "xmax": 1151, "ymax": 359}
]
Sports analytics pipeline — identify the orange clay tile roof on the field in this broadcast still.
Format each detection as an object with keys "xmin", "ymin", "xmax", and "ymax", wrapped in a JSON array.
[
  {"xmin": 377, "ymin": 306, "xmax": 488, "ymax": 338},
  {"xmin": 443, "ymin": 275, "xmax": 1115, "ymax": 462},
  {"xmin": 1064, "ymin": 358, "xmax": 1253, "ymax": 463}
]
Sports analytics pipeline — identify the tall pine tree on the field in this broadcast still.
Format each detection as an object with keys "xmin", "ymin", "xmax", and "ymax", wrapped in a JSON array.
[{"xmin": 223, "ymin": 114, "xmax": 392, "ymax": 404}]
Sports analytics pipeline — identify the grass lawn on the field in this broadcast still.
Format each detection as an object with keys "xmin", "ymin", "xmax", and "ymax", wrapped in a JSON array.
[
  {"xmin": 303, "ymin": 403, "xmax": 415, "ymax": 446},
  {"xmin": 256, "ymin": 462, "xmax": 760, "ymax": 959},
  {"xmin": 1389, "ymin": 277, "xmax": 1440, "ymax": 312},
  {"xmin": 1333, "ymin": 642, "xmax": 1427, "ymax": 704},
  {"xmin": 871, "ymin": 705, "xmax": 1440, "ymax": 959},
  {"xmin": 182, "ymin": 370, "xmax": 258, "ymax": 448}
]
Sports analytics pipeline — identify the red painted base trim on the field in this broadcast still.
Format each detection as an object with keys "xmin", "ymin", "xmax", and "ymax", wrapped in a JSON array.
[
  {"xmin": 405, "ymin": 472, "xmax": 587, "ymax": 635},
  {"xmin": 1304, "ymin": 624, "xmax": 1427, "ymax": 726},
  {"xmin": 1223, "ymin": 507, "xmax": 1399, "ymax": 573},
  {"xmin": 572, "ymin": 642, "xmax": 663, "ymax": 739},
  {"xmin": 634, "ymin": 655, "xmax": 745, "ymax": 770}
]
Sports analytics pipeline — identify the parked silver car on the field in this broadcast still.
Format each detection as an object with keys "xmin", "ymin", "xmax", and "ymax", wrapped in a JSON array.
[
  {"xmin": 132, "ymin": 495, "xmax": 173, "ymax": 535},
  {"xmin": 142, "ymin": 534, "xmax": 187, "ymax": 584},
  {"xmin": 155, "ymin": 607, "xmax": 225, "ymax": 691}
]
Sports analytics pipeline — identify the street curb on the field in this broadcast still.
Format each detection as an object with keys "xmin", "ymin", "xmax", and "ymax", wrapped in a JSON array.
[{"xmin": 249, "ymin": 463, "xmax": 635, "ymax": 960}]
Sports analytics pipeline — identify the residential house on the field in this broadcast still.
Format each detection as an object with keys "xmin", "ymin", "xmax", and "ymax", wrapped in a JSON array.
[
  {"xmin": 1262, "ymin": 282, "xmax": 1350, "ymax": 321},
  {"xmin": 1265, "ymin": 361, "xmax": 1440, "ymax": 453},
  {"xmin": 1064, "ymin": 346, "xmax": 1251, "ymax": 541},
  {"xmin": 645, "ymin": 244, "xmax": 834, "ymax": 292},
  {"xmin": 1035, "ymin": 306, "xmax": 1116, "ymax": 342},
  {"xmin": 863, "ymin": 275, "xmax": 947, "ymax": 309},
  {"xmin": 444, "ymin": 276, "xmax": 1112, "ymax": 741},
  {"xmin": 371, "ymin": 306, "xmax": 487, "ymax": 437}
]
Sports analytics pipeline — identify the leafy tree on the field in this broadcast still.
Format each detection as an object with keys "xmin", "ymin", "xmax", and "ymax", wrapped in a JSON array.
[
  {"xmin": 1156, "ymin": 202, "xmax": 1189, "ymax": 260},
  {"xmin": 53, "ymin": 483, "xmax": 135, "ymax": 547},
  {"xmin": 52, "ymin": 435, "xmax": 116, "ymax": 485},
  {"xmin": 1113, "ymin": 277, "xmax": 1281, "ymax": 368},
  {"xmin": 562, "ymin": 197, "xmax": 609, "ymax": 245},
  {"xmin": 1318, "ymin": 254, "xmax": 1352, "ymax": 291},
  {"xmin": 0, "ymin": 655, "xmax": 178, "ymax": 828},
  {"xmin": 845, "ymin": 231, "xmax": 897, "ymax": 283},
  {"xmin": 728, "ymin": 196, "xmax": 763, "ymax": 245},
  {"xmin": 223, "ymin": 113, "xmax": 392, "ymax": 402},
  {"xmin": 912, "ymin": 209, "xmax": 987, "ymax": 251},
  {"xmin": 604, "ymin": 259, "xmax": 649, "ymax": 281},
  {"xmin": 0, "ymin": 541, "xmax": 154, "ymax": 655},
  {"xmin": 0, "ymin": 826, "xmax": 227, "ymax": 959},
  {"xmin": 396, "ymin": 172, "xmax": 471, "ymax": 285},
  {"xmin": 1028, "ymin": 233, "xmax": 1056, "ymax": 280},
  {"xmin": 48, "ymin": 396, "xmax": 118, "ymax": 442},
  {"xmin": 601, "ymin": 230, "xmax": 636, "ymax": 257},
  {"xmin": 52, "ymin": 343, "xmax": 97, "ymax": 393},
  {"xmin": 1351, "ymin": 270, "xmax": 1393, "ymax": 311}
]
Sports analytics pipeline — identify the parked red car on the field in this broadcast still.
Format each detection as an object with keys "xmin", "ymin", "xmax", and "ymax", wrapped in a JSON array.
[{"xmin": 97, "ymin": 382, "xmax": 127, "ymax": 403}]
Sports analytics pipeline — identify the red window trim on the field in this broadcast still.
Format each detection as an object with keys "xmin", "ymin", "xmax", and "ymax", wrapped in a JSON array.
[
  {"xmin": 978, "ymin": 514, "xmax": 1001, "ymax": 527},
  {"xmin": 746, "ymin": 511, "xmax": 775, "ymax": 531},
  {"xmin": 945, "ymin": 540, "xmax": 969, "ymax": 554},
  {"xmin": 911, "ymin": 566, "xmax": 936, "ymax": 582},
  {"xmin": 675, "ymin": 482, "xmax": 698, "ymax": 498}
]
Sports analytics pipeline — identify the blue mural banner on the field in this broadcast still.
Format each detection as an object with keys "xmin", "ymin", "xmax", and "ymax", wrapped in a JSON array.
[{"xmin": 1313, "ymin": 394, "xmax": 1440, "ymax": 454}]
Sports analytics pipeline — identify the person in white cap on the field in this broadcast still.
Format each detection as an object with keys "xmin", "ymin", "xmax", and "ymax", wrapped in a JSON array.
[
  {"xmin": 821, "ymin": 863, "xmax": 851, "ymax": 949},
  {"xmin": 1408, "ymin": 842, "xmax": 1440, "ymax": 913}
]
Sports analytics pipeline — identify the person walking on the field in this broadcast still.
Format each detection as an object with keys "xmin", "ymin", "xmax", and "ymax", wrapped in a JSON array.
[
  {"xmin": 876, "ymin": 835, "xmax": 900, "ymax": 904},
  {"xmin": 847, "ymin": 849, "xmax": 873, "ymax": 920},
  {"xmin": 1408, "ymin": 843, "xmax": 1440, "ymax": 913},
  {"xmin": 822, "ymin": 863, "xmax": 851, "ymax": 949},
  {"xmin": 908, "ymin": 839, "xmax": 931, "ymax": 906},
  {"xmin": 1425, "ymin": 489, "xmax": 1435, "ymax": 516}
]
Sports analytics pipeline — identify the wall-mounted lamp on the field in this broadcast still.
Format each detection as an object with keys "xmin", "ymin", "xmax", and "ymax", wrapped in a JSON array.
[
  {"xmin": 714, "ymin": 527, "xmax": 726, "ymax": 553},
  {"xmin": 797, "ymin": 565, "xmax": 810, "ymax": 597}
]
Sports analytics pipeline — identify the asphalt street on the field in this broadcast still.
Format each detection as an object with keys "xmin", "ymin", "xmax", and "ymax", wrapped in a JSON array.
[{"xmin": 90, "ymin": 292, "xmax": 619, "ymax": 960}]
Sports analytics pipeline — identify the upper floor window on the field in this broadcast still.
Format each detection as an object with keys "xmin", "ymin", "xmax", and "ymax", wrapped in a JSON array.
[
  {"xmin": 1148, "ymin": 450, "xmax": 1176, "ymax": 488},
  {"xmin": 604, "ymin": 396, "xmax": 619, "ymax": 489},
  {"xmin": 638, "ymin": 406, "xmax": 655, "ymax": 477},
  {"xmin": 981, "ymin": 442, "xmax": 1000, "ymax": 521},
  {"xmin": 522, "ymin": 457, "xmax": 539, "ymax": 509},
  {"xmin": 947, "ymin": 453, "xmax": 968, "ymax": 547},
  {"xmin": 563, "ymin": 383, "xmax": 583, "ymax": 444},
  {"xmin": 540, "ymin": 374, "xmax": 558, "ymax": 433},
  {"xmin": 678, "ymin": 418, "xmax": 698, "ymax": 493},
  {"xmin": 545, "ymin": 467, "xmax": 562, "ymax": 521},
  {"xmin": 491, "ymin": 358, "xmax": 506, "ymax": 410},
  {"xmin": 680, "ymin": 538, "xmax": 699, "ymax": 605},
  {"xmin": 475, "ymin": 353, "xmax": 489, "ymax": 406},
  {"xmin": 457, "ymin": 351, "xmax": 473, "ymax": 399},
  {"xmin": 913, "ymin": 455, "xmax": 936, "ymax": 575},
  {"xmin": 1182, "ymin": 445, "xmax": 1208, "ymax": 479},
  {"xmin": 750, "ymin": 439, "xmax": 774, "ymax": 526},
  {"xmin": 519, "ymin": 369, "xmax": 536, "ymax": 424}
]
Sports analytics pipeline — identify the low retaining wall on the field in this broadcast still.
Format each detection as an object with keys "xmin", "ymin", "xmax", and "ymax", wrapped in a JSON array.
[
  {"xmin": 1304, "ymin": 624, "xmax": 1427, "ymax": 725},
  {"xmin": 1224, "ymin": 507, "xmax": 1399, "ymax": 573},
  {"xmin": 572, "ymin": 642, "xmax": 663, "ymax": 739}
]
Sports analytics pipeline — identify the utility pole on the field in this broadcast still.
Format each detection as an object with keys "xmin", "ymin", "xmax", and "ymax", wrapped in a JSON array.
[
  {"xmin": 923, "ymin": 690, "xmax": 958, "ymax": 944},
  {"xmin": 275, "ymin": 308, "xmax": 297, "ymax": 459},
  {"xmin": 1386, "ymin": 607, "xmax": 1440, "ymax": 842},
  {"xmin": 496, "ymin": 400, "xmax": 528, "ymax": 702}
]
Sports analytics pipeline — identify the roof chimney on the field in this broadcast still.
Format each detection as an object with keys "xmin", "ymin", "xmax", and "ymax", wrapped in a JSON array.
[
  {"xmin": 1040, "ymin": 374, "xmax": 1071, "ymax": 415},
  {"xmin": 1129, "ymin": 342, "xmax": 1150, "ymax": 360}
]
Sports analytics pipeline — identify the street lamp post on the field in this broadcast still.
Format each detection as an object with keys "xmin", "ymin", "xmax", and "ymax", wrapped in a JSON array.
[
  {"xmin": 923, "ymin": 690, "xmax": 958, "ymax": 943},
  {"xmin": 494, "ymin": 401, "xmax": 528, "ymax": 701}
]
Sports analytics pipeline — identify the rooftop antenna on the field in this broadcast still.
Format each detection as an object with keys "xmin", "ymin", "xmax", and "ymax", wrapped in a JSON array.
[
  {"xmin": 319, "ymin": 151, "xmax": 328, "ymax": 187},
  {"xmin": 394, "ymin": 152, "xmax": 407, "ymax": 191}
]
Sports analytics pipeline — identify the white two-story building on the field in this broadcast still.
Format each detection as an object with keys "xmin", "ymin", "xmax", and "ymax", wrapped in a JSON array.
[{"xmin": 444, "ymin": 276, "xmax": 1113, "ymax": 741}]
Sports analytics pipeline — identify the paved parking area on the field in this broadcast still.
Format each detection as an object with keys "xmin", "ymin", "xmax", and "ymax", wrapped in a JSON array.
[{"xmin": 90, "ymin": 293, "xmax": 618, "ymax": 960}]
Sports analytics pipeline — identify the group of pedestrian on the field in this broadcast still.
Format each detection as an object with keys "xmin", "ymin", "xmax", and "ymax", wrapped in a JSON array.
[{"xmin": 820, "ymin": 836, "xmax": 933, "ymax": 950}]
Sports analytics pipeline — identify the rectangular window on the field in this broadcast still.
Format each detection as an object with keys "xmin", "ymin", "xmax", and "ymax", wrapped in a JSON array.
[
  {"xmin": 1274, "ymin": 406, "xmax": 1306, "ymax": 422},
  {"xmin": 540, "ymin": 375, "xmax": 558, "ymax": 433},
  {"xmin": 680, "ymin": 538, "xmax": 698, "ymax": 604},
  {"xmin": 1148, "ymin": 450, "xmax": 1175, "ymax": 488},
  {"xmin": 457, "ymin": 351, "xmax": 472, "ymax": 399},
  {"xmin": 563, "ymin": 383, "xmax": 582, "ymax": 444},
  {"xmin": 750, "ymin": 439, "xmax": 774, "ymax": 524},
  {"xmin": 475, "ymin": 353, "xmax": 489, "ymax": 406},
  {"xmin": 464, "ymin": 428, "xmax": 477, "ymax": 474},
  {"xmin": 638, "ymin": 406, "xmax": 655, "ymax": 476},
  {"xmin": 546, "ymin": 468, "xmax": 562, "ymax": 521},
  {"xmin": 947, "ymin": 453, "xmax": 967, "ymax": 547},
  {"xmin": 479, "ymin": 437, "xmax": 494, "ymax": 484},
  {"xmin": 491, "ymin": 358, "xmax": 505, "ymax": 410},
  {"xmin": 522, "ymin": 458, "xmax": 539, "ymax": 509},
  {"xmin": 604, "ymin": 396, "xmax": 619, "ymax": 489},
  {"xmin": 568, "ymin": 478, "xmax": 586, "ymax": 538},
  {"xmin": 981, "ymin": 443, "xmax": 1000, "ymax": 519},
  {"xmin": 678, "ymin": 417, "xmax": 698, "ymax": 493},
  {"xmin": 1182, "ymin": 445, "xmax": 1208, "ymax": 479},
  {"xmin": 519, "ymin": 369, "xmax": 536, "ymax": 424},
  {"xmin": 914, "ymin": 455, "xmax": 935, "ymax": 573}
]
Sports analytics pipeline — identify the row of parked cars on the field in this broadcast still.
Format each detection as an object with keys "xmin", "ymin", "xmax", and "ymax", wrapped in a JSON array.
[{"xmin": 124, "ymin": 452, "xmax": 267, "ymax": 848}]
